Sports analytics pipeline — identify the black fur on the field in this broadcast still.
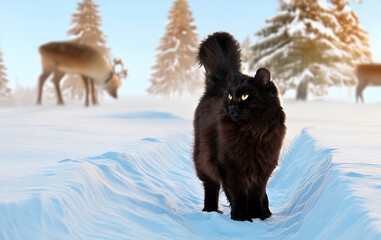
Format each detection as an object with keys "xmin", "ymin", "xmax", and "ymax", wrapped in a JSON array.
[{"xmin": 193, "ymin": 32, "xmax": 286, "ymax": 221}]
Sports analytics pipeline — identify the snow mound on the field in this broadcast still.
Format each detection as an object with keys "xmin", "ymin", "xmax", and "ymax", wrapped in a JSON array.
[
  {"xmin": 105, "ymin": 111, "xmax": 182, "ymax": 120},
  {"xmin": 1, "ymin": 128, "xmax": 380, "ymax": 239}
]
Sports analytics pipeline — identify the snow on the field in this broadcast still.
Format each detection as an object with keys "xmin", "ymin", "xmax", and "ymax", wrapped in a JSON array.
[{"xmin": 1, "ymin": 97, "xmax": 381, "ymax": 239}]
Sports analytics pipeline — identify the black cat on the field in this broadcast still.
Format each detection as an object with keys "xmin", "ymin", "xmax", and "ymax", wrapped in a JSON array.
[{"xmin": 193, "ymin": 32, "xmax": 286, "ymax": 221}]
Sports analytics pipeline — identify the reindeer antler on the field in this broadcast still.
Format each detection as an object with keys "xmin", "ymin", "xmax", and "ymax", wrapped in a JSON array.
[{"xmin": 113, "ymin": 58, "xmax": 128, "ymax": 80}]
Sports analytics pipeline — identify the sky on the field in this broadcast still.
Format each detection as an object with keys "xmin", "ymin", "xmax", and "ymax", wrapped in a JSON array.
[{"xmin": 1, "ymin": 0, "xmax": 381, "ymax": 97}]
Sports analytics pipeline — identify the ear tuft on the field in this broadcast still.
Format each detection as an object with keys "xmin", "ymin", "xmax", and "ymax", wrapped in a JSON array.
[{"xmin": 254, "ymin": 68, "xmax": 271, "ymax": 86}]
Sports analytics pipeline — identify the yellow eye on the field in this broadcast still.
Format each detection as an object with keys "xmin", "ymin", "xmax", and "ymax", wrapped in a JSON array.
[
  {"xmin": 228, "ymin": 94, "xmax": 232, "ymax": 100},
  {"xmin": 242, "ymin": 94, "xmax": 249, "ymax": 100}
]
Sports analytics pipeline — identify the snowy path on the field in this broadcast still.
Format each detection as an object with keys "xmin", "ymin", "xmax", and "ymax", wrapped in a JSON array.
[{"xmin": 1, "ymin": 100, "xmax": 381, "ymax": 239}]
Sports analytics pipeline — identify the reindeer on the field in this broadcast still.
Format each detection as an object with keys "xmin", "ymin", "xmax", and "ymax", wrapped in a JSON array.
[
  {"xmin": 37, "ymin": 41, "xmax": 126, "ymax": 106},
  {"xmin": 356, "ymin": 63, "xmax": 381, "ymax": 103}
]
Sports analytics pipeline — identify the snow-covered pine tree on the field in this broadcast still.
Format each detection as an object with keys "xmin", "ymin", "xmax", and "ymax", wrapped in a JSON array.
[
  {"xmin": 251, "ymin": 0, "xmax": 353, "ymax": 100},
  {"xmin": 241, "ymin": 35, "xmax": 252, "ymax": 63},
  {"xmin": 64, "ymin": 0, "xmax": 110, "ymax": 100},
  {"xmin": 241, "ymin": 35, "xmax": 254, "ymax": 74},
  {"xmin": 67, "ymin": 0, "xmax": 109, "ymax": 55},
  {"xmin": 0, "ymin": 49, "xmax": 11, "ymax": 100},
  {"xmin": 331, "ymin": 0, "xmax": 371, "ymax": 66},
  {"xmin": 147, "ymin": 0, "xmax": 201, "ymax": 97}
]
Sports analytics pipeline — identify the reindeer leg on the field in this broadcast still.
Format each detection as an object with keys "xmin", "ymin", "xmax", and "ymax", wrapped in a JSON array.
[
  {"xmin": 37, "ymin": 71, "xmax": 51, "ymax": 105},
  {"xmin": 52, "ymin": 71, "xmax": 65, "ymax": 105},
  {"xmin": 356, "ymin": 79, "xmax": 368, "ymax": 104},
  {"xmin": 82, "ymin": 76, "xmax": 90, "ymax": 107},
  {"xmin": 90, "ymin": 79, "xmax": 98, "ymax": 105}
]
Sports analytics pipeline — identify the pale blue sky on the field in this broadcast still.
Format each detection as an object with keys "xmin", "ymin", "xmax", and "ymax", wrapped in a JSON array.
[{"xmin": 1, "ymin": 0, "xmax": 380, "ymax": 96}]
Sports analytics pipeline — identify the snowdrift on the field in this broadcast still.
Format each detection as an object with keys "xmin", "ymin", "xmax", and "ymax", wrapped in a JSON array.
[
  {"xmin": 1, "ymin": 107, "xmax": 380, "ymax": 240},
  {"xmin": 0, "ymin": 113, "xmax": 381, "ymax": 239}
]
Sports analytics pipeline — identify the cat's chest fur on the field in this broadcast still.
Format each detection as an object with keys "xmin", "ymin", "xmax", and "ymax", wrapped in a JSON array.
[
  {"xmin": 217, "ymin": 122, "xmax": 259, "ymax": 166},
  {"xmin": 217, "ymin": 118, "xmax": 279, "ymax": 182}
]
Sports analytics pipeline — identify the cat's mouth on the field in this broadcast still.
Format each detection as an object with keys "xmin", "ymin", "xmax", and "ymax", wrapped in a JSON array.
[{"xmin": 229, "ymin": 112, "xmax": 245, "ymax": 123}]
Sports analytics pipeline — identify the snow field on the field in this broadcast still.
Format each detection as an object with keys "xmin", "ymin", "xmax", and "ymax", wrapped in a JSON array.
[{"xmin": 0, "ymin": 99, "xmax": 381, "ymax": 239}]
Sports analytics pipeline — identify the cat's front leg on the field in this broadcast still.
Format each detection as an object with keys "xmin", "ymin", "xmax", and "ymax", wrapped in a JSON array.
[
  {"xmin": 248, "ymin": 189, "xmax": 272, "ymax": 220},
  {"xmin": 222, "ymin": 181, "xmax": 252, "ymax": 221},
  {"xmin": 202, "ymin": 180, "xmax": 221, "ymax": 213},
  {"xmin": 230, "ymin": 193, "xmax": 252, "ymax": 222}
]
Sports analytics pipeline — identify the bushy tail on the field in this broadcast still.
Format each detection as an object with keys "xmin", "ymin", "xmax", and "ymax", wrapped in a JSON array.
[{"xmin": 197, "ymin": 32, "xmax": 241, "ymax": 76}]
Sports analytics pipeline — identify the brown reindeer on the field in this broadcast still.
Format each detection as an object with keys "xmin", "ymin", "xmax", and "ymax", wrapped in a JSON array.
[
  {"xmin": 37, "ymin": 41, "xmax": 125, "ymax": 107},
  {"xmin": 356, "ymin": 63, "xmax": 381, "ymax": 103}
]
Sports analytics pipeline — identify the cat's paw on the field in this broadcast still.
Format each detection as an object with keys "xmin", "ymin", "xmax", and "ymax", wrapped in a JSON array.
[
  {"xmin": 250, "ymin": 208, "xmax": 272, "ymax": 220},
  {"xmin": 202, "ymin": 206, "xmax": 221, "ymax": 213},
  {"xmin": 231, "ymin": 209, "xmax": 253, "ymax": 222},
  {"xmin": 259, "ymin": 210, "xmax": 272, "ymax": 220}
]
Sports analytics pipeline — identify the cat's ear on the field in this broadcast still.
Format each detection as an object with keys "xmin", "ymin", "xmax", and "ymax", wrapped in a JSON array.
[
  {"xmin": 254, "ymin": 68, "xmax": 271, "ymax": 86},
  {"xmin": 198, "ymin": 32, "xmax": 241, "ymax": 75}
]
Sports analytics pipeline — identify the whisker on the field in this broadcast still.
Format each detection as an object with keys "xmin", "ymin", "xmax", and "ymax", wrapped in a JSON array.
[{"xmin": 203, "ymin": 112, "xmax": 227, "ymax": 129}]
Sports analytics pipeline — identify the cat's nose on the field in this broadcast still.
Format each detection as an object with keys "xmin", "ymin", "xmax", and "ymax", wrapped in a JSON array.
[{"xmin": 229, "ymin": 105, "xmax": 239, "ymax": 115}]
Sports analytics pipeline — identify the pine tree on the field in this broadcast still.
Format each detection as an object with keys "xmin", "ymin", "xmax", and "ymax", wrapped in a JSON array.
[
  {"xmin": 241, "ymin": 35, "xmax": 254, "ymax": 74},
  {"xmin": 241, "ymin": 35, "xmax": 252, "ymax": 63},
  {"xmin": 0, "ymin": 49, "xmax": 11, "ymax": 99},
  {"xmin": 147, "ymin": 0, "xmax": 201, "ymax": 97},
  {"xmin": 64, "ymin": 0, "xmax": 110, "ymax": 100},
  {"xmin": 331, "ymin": 0, "xmax": 371, "ymax": 65},
  {"xmin": 67, "ymin": 0, "xmax": 109, "ymax": 56},
  {"xmin": 251, "ymin": 0, "xmax": 353, "ymax": 100}
]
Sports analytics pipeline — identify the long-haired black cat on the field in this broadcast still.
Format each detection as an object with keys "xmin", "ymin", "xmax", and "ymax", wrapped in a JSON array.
[{"xmin": 193, "ymin": 32, "xmax": 286, "ymax": 221}]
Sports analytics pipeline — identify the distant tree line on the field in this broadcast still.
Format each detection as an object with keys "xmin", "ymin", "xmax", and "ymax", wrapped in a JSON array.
[{"xmin": 0, "ymin": 0, "xmax": 373, "ymax": 102}]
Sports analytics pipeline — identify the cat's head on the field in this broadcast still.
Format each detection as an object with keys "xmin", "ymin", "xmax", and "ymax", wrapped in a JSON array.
[
  {"xmin": 198, "ymin": 32, "xmax": 279, "ymax": 124},
  {"xmin": 223, "ymin": 68, "xmax": 278, "ymax": 123}
]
